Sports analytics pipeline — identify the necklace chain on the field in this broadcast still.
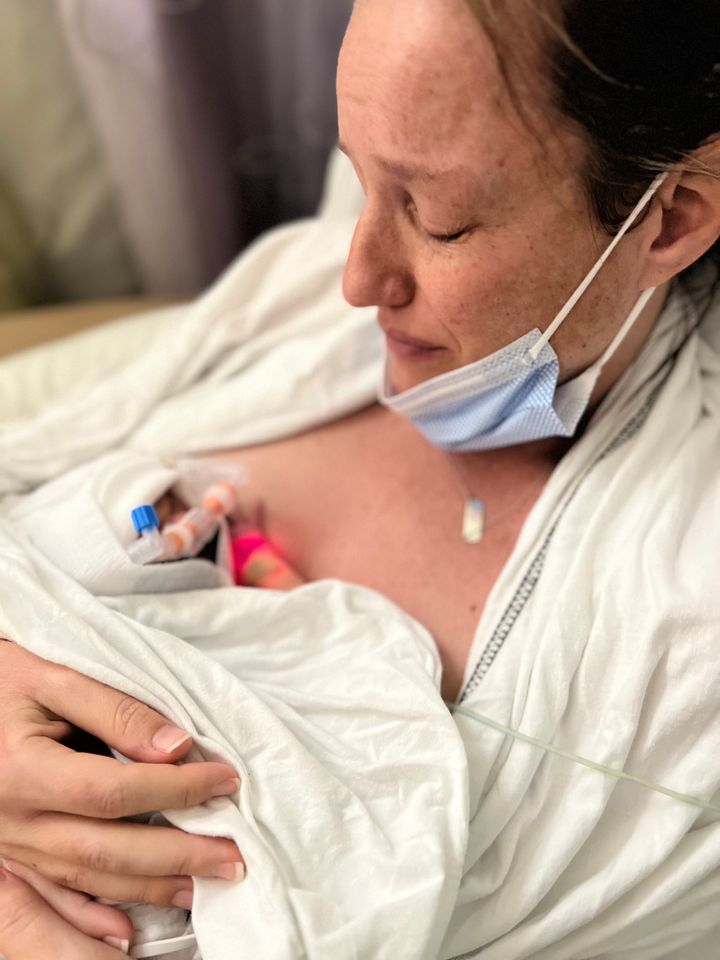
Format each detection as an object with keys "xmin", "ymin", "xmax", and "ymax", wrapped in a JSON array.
[{"xmin": 445, "ymin": 454, "xmax": 542, "ymax": 545}]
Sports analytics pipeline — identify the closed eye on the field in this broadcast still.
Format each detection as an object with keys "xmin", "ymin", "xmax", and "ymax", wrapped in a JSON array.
[
  {"xmin": 430, "ymin": 227, "xmax": 470, "ymax": 243},
  {"xmin": 405, "ymin": 198, "xmax": 472, "ymax": 245}
]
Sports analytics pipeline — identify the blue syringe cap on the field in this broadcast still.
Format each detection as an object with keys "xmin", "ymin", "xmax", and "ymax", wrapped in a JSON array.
[{"xmin": 131, "ymin": 504, "xmax": 160, "ymax": 534}]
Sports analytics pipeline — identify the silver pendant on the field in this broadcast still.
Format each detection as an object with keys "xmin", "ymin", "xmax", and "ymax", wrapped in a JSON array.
[{"xmin": 462, "ymin": 497, "xmax": 485, "ymax": 544}]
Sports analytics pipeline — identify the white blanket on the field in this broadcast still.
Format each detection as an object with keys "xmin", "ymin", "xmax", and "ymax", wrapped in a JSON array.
[
  {"xmin": 1, "ymin": 194, "xmax": 719, "ymax": 960},
  {"xmin": 1, "ymin": 452, "xmax": 468, "ymax": 960}
]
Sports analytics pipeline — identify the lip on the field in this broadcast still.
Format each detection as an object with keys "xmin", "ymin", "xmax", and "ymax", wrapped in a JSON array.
[{"xmin": 384, "ymin": 328, "xmax": 446, "ymax": 360}]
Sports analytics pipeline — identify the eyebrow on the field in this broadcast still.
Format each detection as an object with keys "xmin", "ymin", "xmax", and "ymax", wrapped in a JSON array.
[{"xmin": 337, "ymin": 140, "xmax": 464, "ymax": 184}]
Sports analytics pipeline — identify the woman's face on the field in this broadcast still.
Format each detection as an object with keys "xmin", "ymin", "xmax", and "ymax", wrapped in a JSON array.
[{"xmin": 337, "ymin": 0, "xmax": 655, "ymax": 393}]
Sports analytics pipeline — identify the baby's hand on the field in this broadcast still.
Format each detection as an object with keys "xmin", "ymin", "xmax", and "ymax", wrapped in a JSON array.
[
  {"xmin": 153, "ymin": 491, "xmax": 188, "ymax": 527},
  {"xmin": 231, "ymin": 527, "xmax": 307, "ymax": 591}
]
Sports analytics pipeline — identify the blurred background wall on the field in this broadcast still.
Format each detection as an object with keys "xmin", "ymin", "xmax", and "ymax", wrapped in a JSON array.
[{"xmin": 0, "ymin": 0, "xmax": 354, "ymax": 312}]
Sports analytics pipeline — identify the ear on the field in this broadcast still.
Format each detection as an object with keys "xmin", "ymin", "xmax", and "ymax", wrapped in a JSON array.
[{"xmin": 639, "ymin": 138, "xmax": 720, "ymax": 288}]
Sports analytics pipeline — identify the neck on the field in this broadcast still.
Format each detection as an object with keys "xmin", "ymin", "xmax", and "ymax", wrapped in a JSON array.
[
  {"xmin": 446, "ymin": 434, "xmax": 571, "ymax": 488},
  {"xmin": 587, "ymin": 282, "xmax": 671, "ymax": 415}
]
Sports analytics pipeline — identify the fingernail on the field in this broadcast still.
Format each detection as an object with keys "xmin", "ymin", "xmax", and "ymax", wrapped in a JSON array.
[
  {"xmin": 213, "ymin": 861, "xmax": 246, "ymax": 882},
  {"xmin": 152, "ymin": 725, "xmax": 192, "ymax": 753},
  {"xmin": 103, "ymin": 937, "xmax": 130, "ymax": 954},
  {"xmin": 211, "ymin": 778, "xmax": 241, "ymax": 798},
  {"xmin": 171, "ymin": 889, "xmax": 194, "ymax": 910}
]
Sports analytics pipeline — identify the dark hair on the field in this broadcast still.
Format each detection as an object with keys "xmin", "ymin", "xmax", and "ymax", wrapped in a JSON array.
[{"xmin": 468, "ymin": 0, "xmax": 719, "ymax": 265}]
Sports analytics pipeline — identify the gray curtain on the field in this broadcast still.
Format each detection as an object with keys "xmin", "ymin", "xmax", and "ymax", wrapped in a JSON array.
[
  {"xmin": 0, "ymin": 0, "xmax": 354, "ymax": 305},
  {"xmin": 60, "ymin": 0, "xmax": 355, "ymax": 293},
  {"xmin": 149, "ymin": 0, "xmax": 355, "ymax": 253}
]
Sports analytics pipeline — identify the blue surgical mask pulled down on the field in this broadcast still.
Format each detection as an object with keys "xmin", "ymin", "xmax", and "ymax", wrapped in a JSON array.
[{"xmin": 379, "ymin": 175, "xmax": 666, "ymax": 451}]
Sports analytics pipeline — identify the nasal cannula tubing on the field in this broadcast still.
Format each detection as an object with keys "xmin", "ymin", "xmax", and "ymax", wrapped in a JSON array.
[{"xmin": 452, "ymin": 703, "xmax": 720, "ymax": 815}]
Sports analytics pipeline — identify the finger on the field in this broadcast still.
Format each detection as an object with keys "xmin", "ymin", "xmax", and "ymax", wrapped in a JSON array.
[
  {"xmin": 23, "ymin": 652, "xmax": 197, "ymax": 764},
  {"xmin": 22, "ymin": 815, "xmax": 245, "ymax": 882},
  {"xmin": 0, "ymin": 859, "xmax": 134, "ymax": 947},
  {"xmin": 5, "ymin": 852, "xmax": 195, "ymax": 910},
  {"xmin": 18, "ymin": 738, "xmax": 240, "ymax": 819},
  {"xmin": 0, "ymin": 866, "xmax": 126, "ymax": 959},
  {"xmin": 153, "ymin": 494, "xmax": 178, "ymax": 527}
]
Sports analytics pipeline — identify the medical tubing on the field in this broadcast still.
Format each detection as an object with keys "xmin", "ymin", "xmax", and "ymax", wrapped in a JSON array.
[
  {"xmin": 128, "ymin": 482, "xmax": 240, "ymax": 565},
  {"xmin": 129, "ymin": 933, "xmax": 197, "ymax": 958},
  {"xmin": 451, "ymin": 704, "xmax": 720, "ymax": 815},
  {"xmin": 162, "ymin": 504, "xmax": 219, "ymax": 560},
  {"xmin": 161, "ymin": 481, "xmax": 239, "ymax": 560},
  {"xmin": 127, "ymin": 505, "xmax": 164, "ymax": 564}
]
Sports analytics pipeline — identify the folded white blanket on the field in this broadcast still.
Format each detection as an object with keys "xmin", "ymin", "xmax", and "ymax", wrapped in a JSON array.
[{"xmin": 1, "ymin": 196, "xmax": 719, "ymax": 959}]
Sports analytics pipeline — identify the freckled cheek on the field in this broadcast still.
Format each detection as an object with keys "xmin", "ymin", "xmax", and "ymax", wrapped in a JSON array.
[
  {"xmin": 415, "ymin": 265, "xmax": 472, "ymax": 340},
  {"xmin": 421, "ymin": 259, "xmax": 523, "ymax": 356}
]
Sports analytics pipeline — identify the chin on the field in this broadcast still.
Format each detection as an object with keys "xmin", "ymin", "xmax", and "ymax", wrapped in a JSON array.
[{"xmin": 386, "ymin": 354, "xmax": 452, "ymax": 394}]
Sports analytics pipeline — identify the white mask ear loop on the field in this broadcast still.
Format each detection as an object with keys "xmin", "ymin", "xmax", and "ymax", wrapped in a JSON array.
[
  {"xmin": 529, "ymin": 171, "xmax": 669, "ymax": 363},
  {"xmin": 593, "ymin": 285, "xmax": 656, "ymax": 369}
]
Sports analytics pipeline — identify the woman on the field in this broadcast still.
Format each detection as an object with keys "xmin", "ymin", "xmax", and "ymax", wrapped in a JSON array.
[{"xmin": 1, "ymin": 0, "xmax": 718, "ymax": 956}]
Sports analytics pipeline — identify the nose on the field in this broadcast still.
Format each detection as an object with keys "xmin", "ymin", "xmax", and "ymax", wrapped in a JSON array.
[{"xmin": 342, "ymin": 206, "xmax": 415, "ymax": 309}]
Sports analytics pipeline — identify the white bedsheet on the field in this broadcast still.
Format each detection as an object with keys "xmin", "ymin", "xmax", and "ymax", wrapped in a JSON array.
[{"xmin": 1, "ymin": 181, "xmax": 719, "ymax": 958}]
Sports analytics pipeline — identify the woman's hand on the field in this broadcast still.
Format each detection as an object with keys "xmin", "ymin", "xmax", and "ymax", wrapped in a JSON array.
[
  {"xmin": 0, "ymin": 642, "xmax": 245, "ymax": 936},
  {"xmin": 0, "ymin": 858, "xmax": 135, "ymax": 953},
  {"xmin": 0, "ymin": 861, "xmax": 130, "ymax": 958}
]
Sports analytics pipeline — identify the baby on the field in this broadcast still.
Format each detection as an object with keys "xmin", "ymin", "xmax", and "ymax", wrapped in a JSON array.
[
  {"xmin": 4, "ymin": 452, "xmax": 467, "ymax": 960},
  {"xmin": 148, "ymin": 483, "xmax": 306, "ymax": 592}
]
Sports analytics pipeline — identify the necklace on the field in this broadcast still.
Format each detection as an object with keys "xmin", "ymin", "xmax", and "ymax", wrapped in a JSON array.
[{"xmin": 445, "ymin": 454, "xmax": 544, "ymax": 545}]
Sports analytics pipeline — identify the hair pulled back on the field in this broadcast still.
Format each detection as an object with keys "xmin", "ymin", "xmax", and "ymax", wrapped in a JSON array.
[{"xmin": 468, "ymin": 0, "xmax": 719, "ymax": 264}]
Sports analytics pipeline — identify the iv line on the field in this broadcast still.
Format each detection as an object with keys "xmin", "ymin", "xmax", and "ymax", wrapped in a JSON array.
[{"xmin": 451, "ymin": 703, "xmax": 720, "ymax": 815}]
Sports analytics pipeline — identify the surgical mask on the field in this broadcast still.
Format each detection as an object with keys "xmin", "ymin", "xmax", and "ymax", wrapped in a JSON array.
[{"xmin": 379, "ymin": 174, "xmax": 667, "ymax": 451}]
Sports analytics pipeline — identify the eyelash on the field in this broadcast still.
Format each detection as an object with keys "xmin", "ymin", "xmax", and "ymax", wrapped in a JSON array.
[
  {"xmin": 406, "ymin": 200, "xmax": 469, "ymax": 244},
  {"xmin": 429, "ymin": 227, "xmax": 469, "ymax": 244}
]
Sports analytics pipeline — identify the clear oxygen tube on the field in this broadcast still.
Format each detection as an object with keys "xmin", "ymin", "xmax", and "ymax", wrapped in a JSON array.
[{"xmin": 450, "ymin": 703, "xmax": 720, "ymax": 816}]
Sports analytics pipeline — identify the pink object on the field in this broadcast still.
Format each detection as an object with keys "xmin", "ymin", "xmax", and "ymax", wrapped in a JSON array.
[
  {"xmin": 232, "ymin": 531, "xmax": 269, "ymax": 571},
  {"xmin": 231, "ymin": 530, "xmax": 305, "ymax": 591}
]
